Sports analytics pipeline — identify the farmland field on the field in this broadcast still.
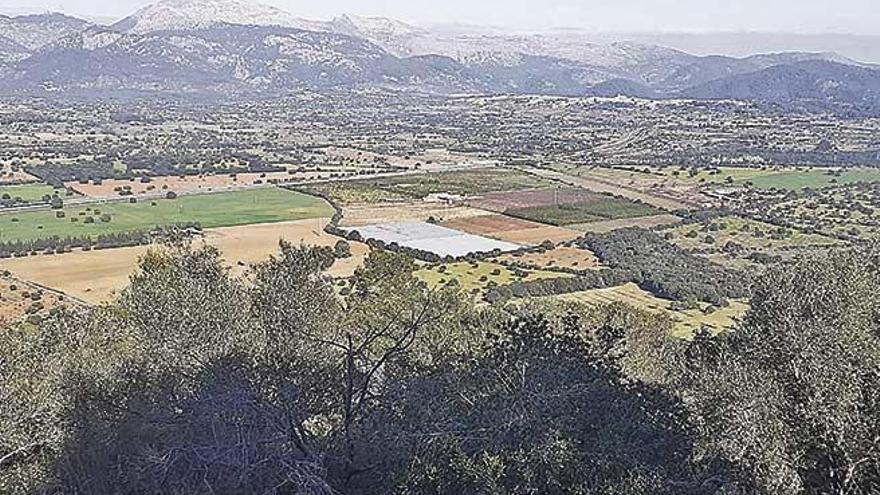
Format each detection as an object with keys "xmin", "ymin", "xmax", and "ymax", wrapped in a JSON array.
[
  {"xmin": 466, "ymin": 187, "xmax": 661, "ymax": 227},
  {"xmin": 495, "ymin": 246, "xmax": 601, "ymax": 271},
  {"xmin": 469, "ymin": 188, "xmax": 606, "ymax": 212},
  {"xmin": 0, "ymin": 168, "xmax": 40, "ymax": 185},
  {"xmin": 310, "ymin": 168, "xmax": 554, "ymax": 205},
  {"xmin": 645, "ymin": 166, "xmax": 880, "ymax": 191},
  {"xmin": 553, "ymin": 283, "xmax": 749, "ymax": 339},
  {"xmin": 418, "ymin": 261, "xmax": 567, "ymax": 295},
  {"xmin": 0, "ymin": 219, "xmax": 366, "ymax": 303},
  {"xmin": 0, "ymin": 183, "xmax": 71, "ymax": 202},
  {"xmin": 66, "ymin": 169, "xmax": 358, "ymax": 199},
  {"xmin": 530, "ymin": 167, "xmax": 694, "ymax": 210},
  {"xmin": 505, "ymin": 198, "xmax": 660, "ymax": 226},
  {"xmin": 663, "ymin": 215, "xmax": 840, "ymax": 252},
  {"xmin": 353, "ymin": 222, "xmax": 520, "ymax": 257},
  {"xmin": 567, "ymin": 214, "xmax": 682, "ymax": 233},
  {"xmin": 688, "ymin": 167, "xmax": 880, "ymax": 190},
  {"xmin": 0, "ymin": 187, "xmax": 333, "ymax": 242},
  {"xmin": 339, "ymin": 202, "xmax": 488, "ymax": 228},
  {"xmin": 441, "ymin": 214, "xmax": 581, "ymax": 245}
]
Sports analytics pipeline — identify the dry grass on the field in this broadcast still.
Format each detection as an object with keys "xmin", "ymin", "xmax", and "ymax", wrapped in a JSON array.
[
  {"xmin": 0, "ymin": 275, "xmax": 65, "ymax": 326},
  {"xmin": 0, "ymin": 219, "xmax": 368, "ymax": 304},
  {"xmin": 495, "ymin": 246, "xmax": 601, "ymax": 271},
  {"xmin": 552, "ymin": 283, "xmax": 749, "ymax": 339},
  {"xmin": 489, "ymin": 227, "xmax": 582, "ymax": 245},
  {"xmin": 0, "ymin": 168, "xmax": 40, "ymax": 185},
  {"xmin": 65, "ymin": 172, "xmax": 331, "ymax": 198},
  {"xmin": 339, "ymin": 202, "xmax": 489, "ymax": 227},
  {"xmin": 417, "ymin": 261, "xmax": 567, "ymax": 296}
]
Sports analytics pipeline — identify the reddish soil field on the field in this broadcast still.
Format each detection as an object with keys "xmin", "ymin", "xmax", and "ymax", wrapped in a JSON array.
[
  {"xmin": 442, "ymin": 214, "xmax": 548, "ymax": 235},
  {"xmin": 0, "ymin": 275, "xmax": 66, "ymax": 326},
  {"xmin": 442, "ymin": 214, "xmax": 581, "ymax": 246},
  {"xmin": 491, "ymin": 227, "xmax": 582, "ymax": 245},
  {"xmin": 468, "ymin": 188, "xmax": 603, "ymax": 212},
  {"xmin": 67, "ymin": 172, "xmax": 299, "ymax": 198}
]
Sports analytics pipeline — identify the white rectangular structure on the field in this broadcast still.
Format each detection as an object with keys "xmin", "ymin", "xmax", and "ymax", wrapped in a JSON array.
[{"xmin": 354, "ymin": 222, "xmax": 520, "ymax": 258}]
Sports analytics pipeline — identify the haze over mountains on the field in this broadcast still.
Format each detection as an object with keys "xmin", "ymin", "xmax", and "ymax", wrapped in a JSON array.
[{"xmin": 1, "ymin": 0, "xmax": 879, "ymax": 113}]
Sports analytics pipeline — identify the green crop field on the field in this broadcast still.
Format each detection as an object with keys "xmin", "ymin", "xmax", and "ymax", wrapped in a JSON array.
[
  {"xmin": 0, "ymin": 183, "xmax": 71, "ymax": 203},
  {"xmin": 506, "ymin": 199, "xmax": 660, "ymax": 226},
  {"xmin": 0, "ymin": 187, "xmax": 333, "ymax": 243},
  {"xmin": 662, "ymin": 167, "xmax": 880, "ymax": 191}
]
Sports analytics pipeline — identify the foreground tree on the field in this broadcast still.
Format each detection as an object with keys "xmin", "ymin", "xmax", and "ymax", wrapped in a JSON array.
[
  {"xmin": 674, "ymin": 249, "xmax": 880, "ymax": 495},
  {"xmin": 358, "ymin": 314, "xmax": 730, "ymax": 495},
  {"xmin": 13, "ymin": 242, "xmax": 880, "ymax": 493}
]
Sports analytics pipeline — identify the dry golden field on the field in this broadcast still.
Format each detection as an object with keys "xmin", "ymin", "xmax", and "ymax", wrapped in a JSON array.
[
  {"xmin": 65, "ymin": 172, "xmax": 326, "ymax": 198},
  {"xmin": 553, "ymin": 283, "xmax": 749, "ymax": 339},
  {"xmin": 495, "ymin": 246, "xmax": 601, "ymax": 271},
  {"xmin": 339, "ymin": 202, "xmax": 489, "ymax": 227},
  {"xmin": 0, "ymin": 219, "xmax": 368, "ymax": 304}
]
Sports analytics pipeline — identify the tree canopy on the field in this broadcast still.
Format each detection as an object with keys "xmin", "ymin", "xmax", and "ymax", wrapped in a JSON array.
[{"xmin": 2, "ymin": 242, "xmax": 879, "ymax": 494}]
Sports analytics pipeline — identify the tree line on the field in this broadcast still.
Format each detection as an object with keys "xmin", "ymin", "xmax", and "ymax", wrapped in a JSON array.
[
  {"xmin": 0, "ymin": 224, "xmax": 202, "ymax": 257},
  {"xmin": 487, "ymin": 228, "xmax": 750, "ymax": 306}
]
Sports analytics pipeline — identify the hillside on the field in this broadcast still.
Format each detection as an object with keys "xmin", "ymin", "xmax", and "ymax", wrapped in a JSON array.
[
  {"xmin": 0, "ymin": 0, "xmax": 877, "ymax": 113},
  {"xmin": 682, "ymin": 60, "xmax": 880, "ymax": 114}
]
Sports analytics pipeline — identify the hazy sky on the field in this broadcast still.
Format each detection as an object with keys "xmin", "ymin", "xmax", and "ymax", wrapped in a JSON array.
[{"xmin": 2, "ymin": 0, "xmax": 878, "ymax": 34}]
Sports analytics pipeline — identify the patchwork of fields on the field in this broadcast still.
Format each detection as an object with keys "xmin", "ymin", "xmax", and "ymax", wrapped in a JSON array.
[
  {"xmin": 467, "ymin": 187, "xmax": 661, "ymax": 227},
  {"xmin": 0, "ymin": 161, "xmax": 776, "ymax": 337},
  {"xmin": 310, "ymin": 168, "xmax": 555, "ymax": 205}
]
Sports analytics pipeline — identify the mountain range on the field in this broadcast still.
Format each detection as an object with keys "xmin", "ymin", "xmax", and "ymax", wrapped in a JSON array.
[{"xmin": 0, "ymin": 0, "xmax": 879, "ymax": 114}]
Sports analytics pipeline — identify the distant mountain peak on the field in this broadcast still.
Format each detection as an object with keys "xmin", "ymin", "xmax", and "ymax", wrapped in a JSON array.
[
  {"xmin": 0, "ymin": 11, "xmax": 93, "ymax": 51},
  {"xmin": 332, "ymin": 14, "xmax": 423, "ymax": 37},
  {"xmin": 111, "ymin": 0, "xmax": 329, "ymax": 34},
  {"xmin": 11, "ymin": 12, "xmax": 89, "ymax": 24}
]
